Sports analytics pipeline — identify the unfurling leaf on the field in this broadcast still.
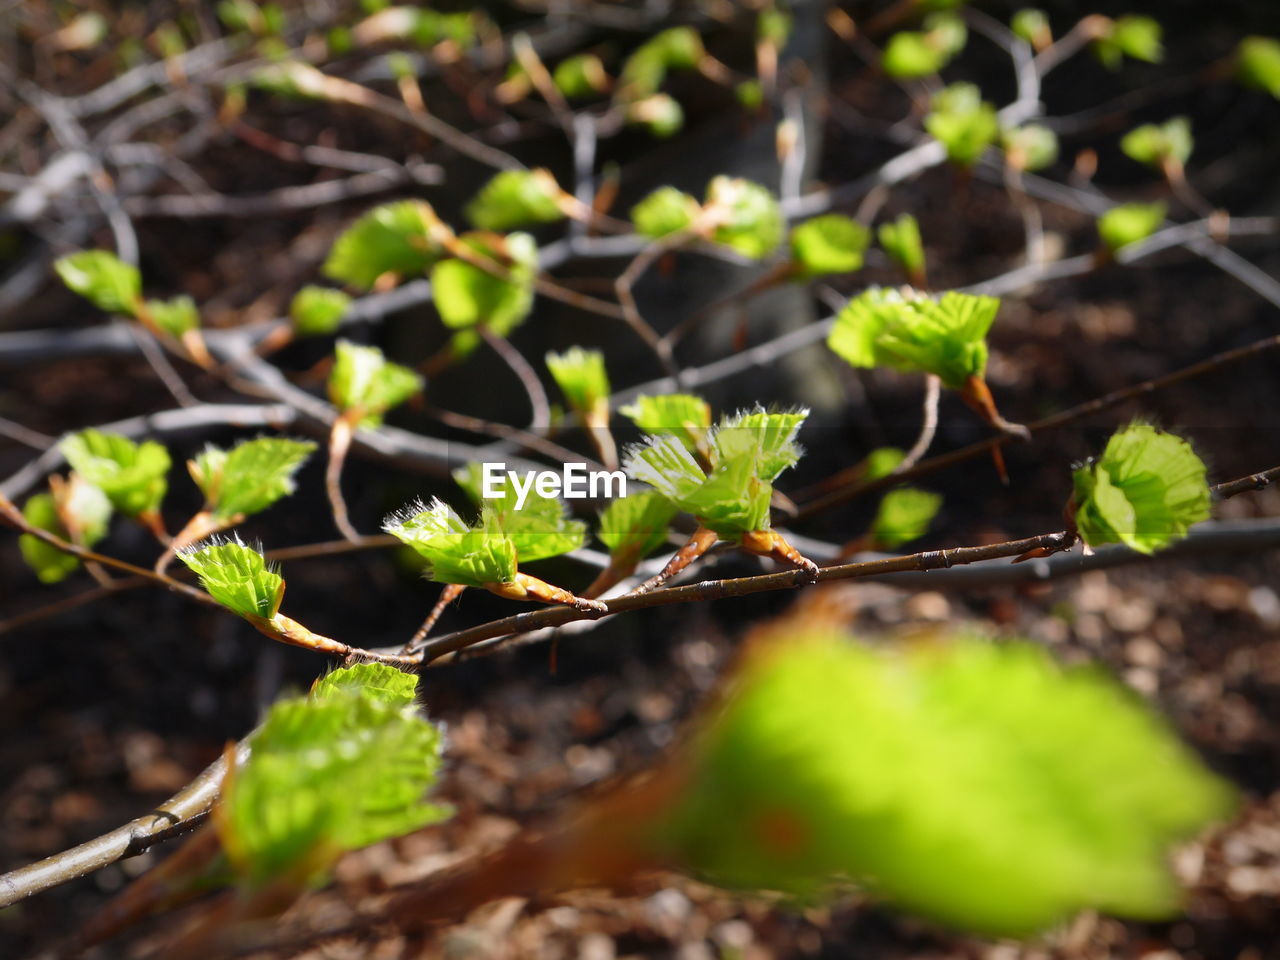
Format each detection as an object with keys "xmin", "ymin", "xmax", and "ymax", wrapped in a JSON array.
[
  {"xmin": 872, "ymin": 487, "xmax": 942, "ymax": 548},
  {"xmin": 218, "ymin": 663, "xmax": 447, "ymax": 889},
  {"xmin": 178, "ymin": 538, "xmax": 284, "ymax": 619},
  {"xmin": 661, "ymin": 629, "xmax": 1235, "ymax": 936},
  {"xmin": 450, "ymin": 464, "xmax": 588, "ymax": 563},
  {"xmin": 1097, "ymin": 202, "xmax": 1166, "ymax": 252},
  {"xmin": 619, "ymin": 394, "xmax": 712, "ymax": 454},
  {"xmin": 290, "ymin": 286, "xmax": 351, "ymax": 337},
  {"xmin": 624, "ymin": 407, "xmax": 808, "ymax": 538},
  {"xmin": 631, "ymin": 187, "xmax": 702, "ymax": 240},
  {"xmin": 546, "ymin": 347, "xmax": 610, "ymax": 421},
  {"xmin": 466, "ymin": 169, "xmax": 565, "ymax": 231},
  {"xmin": 1071, "ymin": 422, "xmax": 1211, "ymax": 555},
  {"xmin": 1011, "ymin": 9, "xmax": 1051, "ymax": 49},
  {"xmin": 704, "ymin": 176, "xmax": 783, "ymax": 260},
  {"xmin": 924, "ymin": 83, "xmax": 999, "ymax": 167},
  {"xmin": 19, "ymin": 493, "xmax": 82, "ymax": 584},
  {"xmin": 1121, "ymin": 116, "xmax": 1192, "ymax": 171},
  {"xmin": 789, "ymin": 215, "xmax": 870, "ymax": 277},
  {"xmin": 328, "ymin": 340, "xmax": 423, "ymax": 427},
  {"xmin": 877, "ymin": 213, "xmax": 925, "ymax": 279},
  {"xmin": 190, "ymin": 437, "xmax": 317, "ymax": 522},
  {"xmin": 1236, "ymin": 36, "xmax": 1280, "ymax": 99},
  {"xmin": 60, "ymin": 429, "xmax": 170, "ymax": 519},
  {"xmin": 54, "ymin": 250, "xmax": 141, "ymax": 315},
  {"xmin": 383, "ymin": 499, "xmax": 518, "ymax": 586},
  {"xmin": 618, "ymin": 27, "xmax": 704, "ymax": 99},
  {"xmin": 828, "ymin": 288, "xmax": 1000, "ymax": 390},
  {"xmin": 323, "ymin": 201, "xmax": 449, "ymax": 291},
  {"xmin": 1092, "ymin": 15, "xmax": 1162, "ymax": 70},
  {"xmin": 145, "ymin": 296, "xmax": 200, "ymax": 338},
  {"xmin": 430, "ymin": 232, "xmax": 537, "ymax": 336}
]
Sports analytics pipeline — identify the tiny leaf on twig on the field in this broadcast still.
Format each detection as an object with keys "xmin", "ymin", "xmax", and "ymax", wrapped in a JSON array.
[
  {"xmin": 289, "ymin": 286, "xmax": 351, "ymax": 337},
  {"xmin": 177, "ymin": 537, "xmax": 284, "ymax": 620},
  {"xmin": 466, "ymin": 169, "xmax": 566, "ymax": 231},
  {"xmin": 789, "ymin": 214, "xmax": 870, "ymax": 277},
  {"xmin": 871, "ymin": 487, "xmax": 943, "ymax": 549},
  {"xmin": 328, "ymin": 340, "xmax": 423, "ymax": 427},
  {"xmin": 54, "ymin": 250, "xmax": 141, "ymax": 315},
  {"xmin": 60, "ymin": 430, "xmax": 170, "ymax": 520},
  {"xmin": 323, "ymin": 200, "xmax": 450, "ymax": 291},
  {"xmin": 631, "ymin": 187, "xmax": 701, "ymax": 240},
  {"xmin": 1097, "ymin": 202, "xmax": 1166, "ymax": 252},
  {"xmin": 190, "ymin": 437, "xmax": 317, "ymax": 522}
]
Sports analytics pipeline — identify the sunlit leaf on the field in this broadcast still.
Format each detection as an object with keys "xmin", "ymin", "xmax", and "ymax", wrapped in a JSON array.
[
  {"xmin": 631, "ymin": 187, "xmax": 702, "ymax": 240},
  {"xmin": 1093, "ymin": 15, "xmax": 1162, "ymax": 70},
  {"xmin": 323, "ymin": 201, "xmax": 448, "ymax": 291},
  {"xmin": 450, "ymin": 463, "xmax": 588, "ymax": 563},
  {"xmin": 1121, "ymin": 116, "xmax": 1192, "ymax": 171},
  {"xmin": 192, "ymin": 437, "xmax": 317, "ymax": 522},
  {"xmin": 663, "ymin": 629, "xmax": 1235, "ymax": 936},
  {"xmin": 626, "ymin": 93, "xmax": 684, "ymax": 138},
  {"xmin": 553, "ymin": 53, "xmax": 609, "ymax": 99},
  {"xmin": 328, "ymin": 340, "xmax": 423, "ymax": 427},
  {"xmin": 1097, "ymin": 202, "xmax": 1166, "ymax": 252},
  {"xmin": 383, "ymin": 499, "xmax": 519, "ymax": 586},
  {"xmin": 145, "ymin": 296, "xmax": 199, "ymax": 338},
  {"xmin": 924, "ymin": 83, "xmax": 999, "ymax": 167},
  {"xmin": 1002, "ymin": 125, "xmax": 1058, "ymax": 171},
  {"xmin": 597, "ymin": 490, "xmax": 678, "ymax": 561},
  {"xmin": 1011, "ymin": 9, "xmax": 1051, "ymax": 49},
  {"xmin": 878, "ymin": 213, "xmax": 925, "ymax": 278},
  {"xmin": 430, "ymin": 232, "xmax": 537, "ymax": 335},
  {"xmin": 54, "ymin": 250, "xmax": 141, "ymax": 315},
  {"xmin": 466, "ymin": 169, "xmax": 565, "ymax": 231},
  {"xmin": 290, "ymin": 286, "xmax": 351, "ymax": 337},
  {"xmin": 789, "ymin": 215, "xmax": 870, "ymax": 277},
  {"xmin": 178, "ymin": 537, "xmax": 284, "ymax": 619},
  {"xmin": 60, "ymin": 429, "xmax": 169, "ymax": 519},
  {"xmin": 704, "ymin": 177, "xmax": 783, "ymax": 260},
  {"xmin": 1072, "ymin": 423, "xmax": 1211, "ymax": 555},
  {"xmin": 19, "ymin": 493, "xmax": 81, "ymax": 584},
  {"xmin": 872, "ymin": 487, "xmax": 942, "ymax": 548},
  {"xmin": 1237, "ymin": 36, "xmax": 1280, "ymax": 98},
  {"xmin": 619, "ymin": 394, "xmax": 712, "ymax": 453}
]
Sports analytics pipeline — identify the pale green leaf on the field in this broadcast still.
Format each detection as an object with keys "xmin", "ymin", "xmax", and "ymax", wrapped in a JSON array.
[
  {"xmin": 597, "ymin": 490, "xmax": 678, "ymax": 560},
  {"xmin": 383, "ymin": 499, "xmax": 518, "ymax": 586},
  {"xmin": 328, "ymin": 340, "xmax": 423, "ymax": 427},
  {"xmin": 553, "ymin": 53, "xmax": 608, "ymax": 99},
  {"xmin": 323, "ymin": 201, "xmax": 447, "ymax": 291},
  {"xmin": 626, "ymin": 93, "xmax": 684, "ymax": 138},
  {"xmin": 1121, "ymin": 116, "xmax": 1192, "ymax": 170},
  {"xmin": 790, "ymin": 215, "xmax": 870, "ymax": 277},
  {"xmin": 197, "ymin": 437, "xmax": 317, "ymax": 521},
  {"xmin": 54, "ymin": 250, "xmax": 141, "ymax": 315},
  {"xmin": 1011, "ymin": 9, "xmax": 1051, "ymax": 48},
  {"xmin": 19, "ymin": 493, "xmax": 81, "ymax": 584},
  {"xmin": 705, "ymin": 176, "xmax": 783, "ymax": 259},
  {"xmin": 290, "ymin": 286, "xmax": 351, "ymax": 337},
  {"xmin": 60, "ymin": 429, "xmax": 169, "ymax": 518},
  {"xmin": 924, "ymin": 83, "xmax": 999, "ymax": 167},
  {"xmin": 146, "ymin": 296, "xmax": 199, "ymax": 337},
  {"xmin": 1002, "ymin": 124, "xmax": 1059, "ymax": 171},
  {"xmin": 430, "ymin": 232, "xmax": 537, "ymax": 334},
  {"xmin": 631, "ymin": 187, "xmax": 702, "ymax": 240},
  {"xmin": 1097, "ymin": 202, "xmax": 1166, "ymax": 252},
  {"xmin": 546, "ymin": 347, "xmax": 610, "ymax": 416},
  {"xmin": 872, "ymin": 487, "xmax": 942, "ymax": 548},
  {"xmin": 619, "ymin": 394, "xmax": 712, "ymax": 453},
  {"xmin": 466, "ymin": 169, "xmax": 565, "ymax": 231},
  {"xmin": 663, "ymin": 631, "xmax": 1235, "ymax": 936},
  {"xmin": 1093, "ymin": 15, "xmax": 1162, "ymax": 70},
  {"xmin": 1237, "ymin": 36, "xmax": 1280, "ymax": 98},
  {"xmin": 178, "ymin": 538, "xmax": 284, "ymax": 619},
  {"xmin": 312, "ymin": 661, "xmax": 419, "ymax": 707},
  {"xmin": 878, "ymin": 213, "xmax": 925, "ymax": 278}
]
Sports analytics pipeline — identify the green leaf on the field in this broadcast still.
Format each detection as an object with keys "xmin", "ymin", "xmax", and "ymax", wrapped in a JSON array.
[
  {"xmin": 1093, "ymin": 15, "xmax": 1162, "ymax": 70},
  {"xmin": 789, "ymin": 214, "xmax": 870, "ymax": 277},
  {"xmin": 625, "ymin": 409, "xmax": 807, "ymax": 537},
  {"xmin": 662, "ymin": 630, "xmax": 1236, "ymax": 936},
  {"xmin": 1002, "ymin": 124, "xmax": 1058, "ymax": 172},
  {"xmin": 145, "ymin": 295, "xmax": 199, "ymax": 338},
  {"xmin": 1072, "ymin": 423, "xmax": 1211, "ymax": 555},
  {"xmin": 312, "ymin": 662, "xmax": 419, "ymax": 707},
  {"xmin": 1011, "ymin": 9, "xmax": 1051, "ymax": 48},
  {"xmin": 619, "ymin": 394, "xmax": 712, "ymax": 453},
  {"xmin": 553, "ymin": 53, "xmax": 609, "ymax": 99},
  {"xmin": 625, "ymin": 93, "xmax": 684, "ymax": 138},
  {"xmin": 328, "ymin": 340, "xmax": 423, "ymax": 427},
  {"xmin": 704, "ymin": 177, "xmax": 783, "ymax": 260},
  {"xmin": 877, "ymin": 213, "xmax": 925, "ymax": 278},
  {"xmin": 1237, "ymin": 36, "xmax": 1280, "ymax": 98},
  {"xmin": 1097, "ymin": 202, "xmax": 1166, "ymax": 252},
  {"xmin": 192, "ymin": 437, "xmax": 317, "ymax": 522},
  {"xmin": 597, "ymin": 490, "xmax": 678, "ymax": 561},
  {"xmin": 449, "ymin": 464, "xmax": 587, "ymax": 563},
  {"xmin": 882, "ymin": 15, "xmax": 965, "ymax": 79},
  {"xmin": 758, "ymin": 7, "xmax": 792, "ymax": 47},
  {"xmin": 862, "ymin": 446, "xmax": 906, "ymax": 481},
  {"xmin": 872, "ymin": 487, "xmax": 942, "ymax": 548},
  {"xmin": 619, "ymin": 26, "xmax": 704, "ymax": 98},
  {"xmin": 383, "ymin": 499, "xmax": 518, "ymax": 586},
  {"xmin": 735, "ymin": 79, "xmax": 764, "ymax": 109},
  {"xmin": 712, "ymin": 408, "xmax": 807, "ymax": 483},
  {"xmin": 323, "ymin": 200, "xmax": 448, "ymax": 291},
  {"xmin": 54, "ymin": 250, "xmax": 141, "ymax": 315},
  {"xmin": 546, "ymin": 347, "xmax": 610, "ymax": 418},
  {"xmin": 924, "ymin": 83, "xmax": 999, "ymax": 167},
  {"xmin": 1121, "ymin": 116, "xmax": 1192, "ymax": 171},
  {"xmin": 466, "ymin": 169, "xmax": 565, "ymax": 232},
  {"xmin": 60, "ymin": 429, "xmax": 170, "ymax": 518},
  {"xmin": 219, "ymin": 665, "xmax": 447, "ymax": 889},
  {"xmin": 19, "ymin": 493, "xmax": 81, "ymax": 584},
  {"xmin": 289, "ymin": 286, "xmax": 351, "ymax": 337},
  {"xmin": 828, "ymin": 288, "xmax": 999, "ymax": 390},
  {"xmin": 178, "ymin": 538, "xmax": 285, "ymax": 619},
  {"xmin": 631, "ymin": 187, "xmax": 702, "ymax": 240},
  {"xmin": 430, "ymin": 232, "xmax": 537, "ymax": 335}
]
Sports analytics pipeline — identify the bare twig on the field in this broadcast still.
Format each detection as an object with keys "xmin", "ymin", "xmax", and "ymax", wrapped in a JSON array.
[{"xmin": 480, "ymin": 326, "xmax": 551, "ymax": 436}]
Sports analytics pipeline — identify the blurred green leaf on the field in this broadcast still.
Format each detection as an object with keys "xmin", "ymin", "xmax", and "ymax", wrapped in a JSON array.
[
  {"xmin": 450, "ymin": 463, "xmax": 588, "ymax": 563},
  {"xmin": 626, "ymin": 93, "xmax": 684, "ymax": 138},
  {"xmin": 289, "ymin": 286, "xmax": 351, "ymax": 337},
  {"xmin": 1237, "ymin": 36, "xmax": 1280, "ymax": 98},
  {"xmin": 597, "ymin": 490, "xmax": 678, "ymax": 561},
  {"xmin": 323, "ymin": 201, "xmax": 448, "ymax": 291},
  {"xmin": 631, "ymin": 187, "xmax": 701, "ymax": 240},
  {"xmin": 19, "ymin": 493, "xmax": 80, "ymax": 584},
  {"xmin": 924, "ymin": 83, "xmax": 998, "ymax": 167},
  {"xmin": 431, "ymin": 232, "xmax": 537, "ymax": 335},
  {"xmin": 1002, "ymin": 124, "xmax": 1058, "ymax": 171},
  {"xmin": 1097, "ymin": 202, "xmax": 1166, "ymax": 252},
  {"xmin": 466, "ymin": 169, "xmax": 565, "ymax": 231},
  {"xmin": 54, "ymin": 250, "xmax": 141, "ymax": 315},
  {"xmin": 705, "ymin": 177, "xmax": 783, "ymax": 260},
  {"xmin": 620, "ymin": 394, "xmax": 712, "ymax": 453},
  {"xmin": 328, "ymin": 341, "xmax": 423, "ymax": 427},
  {"xmin": 663, "ymin": 630, "xmax": 1235, "ymax": 936},
  {"xmin": 219, "ymin": 664, "xmax": 447, "ymax": 889},
  {"xmin": 1072, "ymin": 422, "xmax": 1210, "ymax": 555},
  {"xmin": 1121, "ymin": 116, "xmax": 1192, "ymax": 171},
  {"xmin": 311, "ymin": 661, "xmax": 419, "ymax": 707},
  {"xmin": 1011, "ymin": 9, "xmax": 1051, "ymax": 48},
  {"xmin": 60, "ymin": 430, "xmax": 169, "ymax": 519},
  {"xmin": 790, "ymin": 214, "xmax": 870, "ymax": 277},
  {"xmin": 878, "ymin": 213, "xmax": 925, "ymax": 278},
  {"xmin": 1093, "ymin": 15, "xmax": 1162, "ymax": 70},
  {"xmin": 546, "ymin": 347, "xmax": 610, "ymax": 418},
  {"xmin": 872, "ymin": 487, "xmax": 942, "ymax": 548},
  {"xmin": 553, "ymin": 53, "xmax": 609, "ymax": 99},
  {"xmin": 145, "ymin": 295, "xmax": 199, "ymax": 338}
]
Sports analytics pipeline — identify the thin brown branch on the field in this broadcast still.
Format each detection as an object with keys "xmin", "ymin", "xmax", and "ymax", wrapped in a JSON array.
[{"xmin": 479, "ymin": 326, "xmax": 551, "ymax": 436}]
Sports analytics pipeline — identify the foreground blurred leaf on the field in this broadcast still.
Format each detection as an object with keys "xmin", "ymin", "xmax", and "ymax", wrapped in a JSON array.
[
  {"xmin": 323, "ymin": 201, "xmax": 448, "ymax": 291},
  {"xmin": 54, "ymin": 250, "xmax": 141, "ymax": 315}
]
